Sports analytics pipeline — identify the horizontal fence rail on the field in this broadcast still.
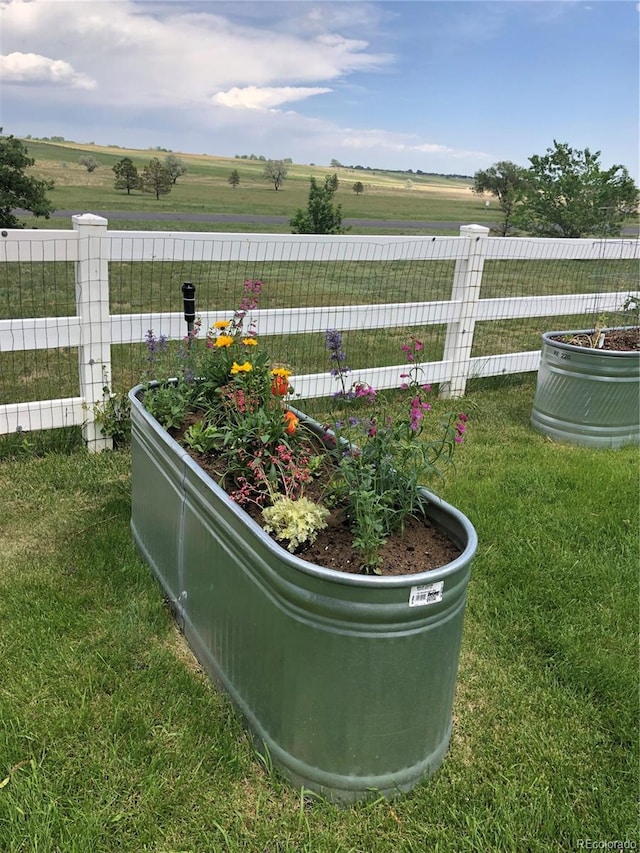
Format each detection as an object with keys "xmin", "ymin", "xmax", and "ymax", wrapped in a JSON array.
[{"xmin": 1, "ymin": 214, "xmax": 638, "ymax": 451}]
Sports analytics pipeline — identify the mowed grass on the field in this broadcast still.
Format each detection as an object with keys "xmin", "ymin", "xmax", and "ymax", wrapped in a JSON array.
[{"xmin": 0, "ymin": 377, "xmax": 638, "ymax": 852}]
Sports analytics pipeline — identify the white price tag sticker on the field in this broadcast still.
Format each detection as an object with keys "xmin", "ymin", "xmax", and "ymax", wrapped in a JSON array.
[{"xmin": 409, "ymin": 581, "xmax": 444, "ymax": 607}]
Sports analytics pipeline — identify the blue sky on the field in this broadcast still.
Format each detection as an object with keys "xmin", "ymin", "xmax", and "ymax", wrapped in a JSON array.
[{"xmin": 1, "ymin": 0, "xmax": 638, "ymax": 179}]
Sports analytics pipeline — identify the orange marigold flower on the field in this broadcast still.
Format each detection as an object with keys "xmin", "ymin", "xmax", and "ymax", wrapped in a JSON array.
[
  {"xmin": 230, "ymin": 361, "xmax": 253, "ymax": 374},
  {"xmin": 215, "ymin": 335, "xmax": 234, "ymax": 348},
  {"xmin": 213, "ymin": 320, "xmax": 231, "ymax": 329},
  {"xmin": 271, "ymin": 368, "xmax": 291, "ymax": 378},
  {"xmin": 283, "ymin": 411, "xmax": 299, "ymax": 435},
  {"xmin": 241, "ymin": 338, "xmax": 258, "ymax": 346},
  {"xmin": 271, "ymin": 374, "xmax": 290, "ymax": 397}
]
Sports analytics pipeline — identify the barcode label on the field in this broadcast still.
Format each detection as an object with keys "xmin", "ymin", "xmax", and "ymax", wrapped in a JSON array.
[{"xmin": 409, "ymin": 581, "xmax": 444, "ymax": 607}]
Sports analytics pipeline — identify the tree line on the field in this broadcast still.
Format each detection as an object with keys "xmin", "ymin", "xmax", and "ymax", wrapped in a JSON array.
[
  {"xmin": 1, "ymin": 130, "xmax": 637, "ymax": 238},
  {"xmin": 111, "ymin": 154, "xmax": 188, "ymax": 199}
]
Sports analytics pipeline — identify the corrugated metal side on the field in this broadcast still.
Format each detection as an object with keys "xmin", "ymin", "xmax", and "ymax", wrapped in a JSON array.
[
  {"xmin": 129, "ymin": 385, "xmax": 476, "ymax": 802},
  {"xmin": 531, "ymin": 329, "xmax": 640, "ymax": 449}
]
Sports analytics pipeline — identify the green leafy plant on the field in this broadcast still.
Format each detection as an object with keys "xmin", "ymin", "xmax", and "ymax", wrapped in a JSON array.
[
  {"xmin": 262, "ymin": 496, "xmax": 329, "ymax": 552},
  {"xmin": 290, "ymin": 175, "xmax": 348, "ymax": 235},
  {"xmin": 92, "ymin": 386, "xmax": 131, "ymax": 446},
  {"xmin": 143, "ymin": 380, "xmax": 193, "ymax": 430},
  {"xmin": 622, "ymin": 294, "xmax": 639, "ymax": 328}
]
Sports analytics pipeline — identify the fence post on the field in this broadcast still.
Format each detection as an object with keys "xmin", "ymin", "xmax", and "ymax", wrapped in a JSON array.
[
  {"xmin": 73, "ymin": 213, "xmax": 112, "ymax": 452},
  {"xmin": 439, "ymin": 224, "xmax": 490, "ymax": 398}
]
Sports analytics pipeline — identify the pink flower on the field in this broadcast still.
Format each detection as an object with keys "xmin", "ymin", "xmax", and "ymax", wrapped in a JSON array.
[{"xmin": 401, "ymin": 344, "xmax": 414, "ymax": 363}]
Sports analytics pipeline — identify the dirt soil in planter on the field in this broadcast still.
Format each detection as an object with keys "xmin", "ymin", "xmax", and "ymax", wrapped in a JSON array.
[
  {"xmin": 551, "ymin": 327, "xmax": 640, "ymax": 351},
  {"xmin": 173, "ymin": 427, "xmax": 461, "ymax": 576},
  {"xmin": 290, "ymin": 509, "xmax": 460, "ymax": 576}
]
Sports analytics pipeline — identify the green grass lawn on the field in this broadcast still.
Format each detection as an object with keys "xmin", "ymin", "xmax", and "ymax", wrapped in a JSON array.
[{"xmin": 0, "ymin": 377, "xmax": 638, "ymax": 852}]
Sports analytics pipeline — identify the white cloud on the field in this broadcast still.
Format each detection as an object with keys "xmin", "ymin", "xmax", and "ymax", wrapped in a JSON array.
[
  {"xmin": 338, "ymin": 129, "xmax": 487, "ymax": 161},
  {"xmin": 0, "ymin": 0, "xmax": 391, "ymax": 108},
  {"xmin": 341, "ymin": 133, "xmax": 451, "ymax": 155},
  {"xmin": 0, "ymin": 51, "xmax": 97, "ymax": 89},
  {"xmin": 212, "ymin": 86, "xmax": 331, "ymax": 111}
]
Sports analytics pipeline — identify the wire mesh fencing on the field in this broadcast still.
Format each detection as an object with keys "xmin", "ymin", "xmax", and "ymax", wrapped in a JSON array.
[{"xmin": 1, "ymin": 217, "xmax": 638, "ymax": 450}]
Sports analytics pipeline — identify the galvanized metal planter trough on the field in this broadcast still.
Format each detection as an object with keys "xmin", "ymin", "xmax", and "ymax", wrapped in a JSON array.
[
  {"xmin": 129, "ymin": 384, "xmax": 477, "ymax": 803},
  {"xmin": 531, "ymin": 327, "xmax": 640, "ymax": 449}
]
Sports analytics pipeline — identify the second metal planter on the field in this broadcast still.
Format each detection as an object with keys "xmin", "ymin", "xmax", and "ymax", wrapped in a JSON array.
[{"xmin": 531, "ymin": 327, "xmax": 640, "ymax": 449}]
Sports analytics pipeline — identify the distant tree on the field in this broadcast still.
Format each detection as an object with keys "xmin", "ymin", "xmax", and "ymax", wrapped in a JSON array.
[
  {"xmin": 79, "ymin": 155, "xmax": 98, "ymax": 173},
  {"xmin": 141, "ymin": 157, "xmax": 172, "ymax": 200},
  {"xmin": 405, "ymin": 179, "xmax": 413, "ymax": 190},
  {"xmin": 472, "ymin": 160, "xmax": 528, "ymax": 236},
  {"xmin": 263, "ymin": 160, "xmax": 288, "ymax": 191},
  {"xmin": 326, "ymin": 172, "xmax": 339, "ymax": 191},
  {"xmin": 330, "ymin": 159, "xmax": 342, "ymax": 168},
  {"xmin": 164, "ymin": 154, "xmax": 187, "ymax": 185},
  {"xmin": 0, "ymin": 129, "xmax": 54, "ymax": 228},
  {"xmin": 352, "ymin": 181, "xmax": 364, "ymax": 195},
  {"xmin": 512, "ymin": 141, "xmax": 638, "ymax": 238},
  {"xmin": 113, "ymin": 157, "xmax": 141, "ymax": 195},
  {"xmin": 228, "ymin": 169, "xmax": 240, "ymax": 189},
  {"xmin": 290, "ymin": 175, "xmax": 348, "ymax": 234}
]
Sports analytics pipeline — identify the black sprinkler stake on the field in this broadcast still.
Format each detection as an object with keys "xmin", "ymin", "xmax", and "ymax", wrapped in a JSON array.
[{"xmin": 182, "ymin": 282, "xmax": 196, "ymax": 339}]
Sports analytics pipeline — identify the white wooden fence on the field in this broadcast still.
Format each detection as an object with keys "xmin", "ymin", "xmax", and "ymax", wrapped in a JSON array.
[{"xmin": 1, "ymin": 214, "xmax": 638, "ymax": 451}]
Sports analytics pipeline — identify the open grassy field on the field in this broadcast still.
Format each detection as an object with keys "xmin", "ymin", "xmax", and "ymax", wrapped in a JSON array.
[
  {"xmin": 21, "ymin": 138, "xmax": 494, "ymax": 230},
  {"xmin": 0, "ymin": 378, "xmax": 637, "ymax": 851}
]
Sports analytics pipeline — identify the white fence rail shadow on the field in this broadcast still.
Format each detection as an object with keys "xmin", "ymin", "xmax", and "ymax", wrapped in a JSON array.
[{"xmin": 1, "ymin": 214, "xmax": 638, "ymax": 451}]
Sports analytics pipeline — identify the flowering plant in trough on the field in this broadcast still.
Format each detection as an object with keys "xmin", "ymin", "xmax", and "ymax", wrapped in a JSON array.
[
  {"xmin": 323, "ymin": 330, "xmax": 467, "ymax": 571},
  {"xmin": 142, "ymin": 282, "xmax": 467, "ymax": 574},
  {"xmin": 144, "ymin": 280, "xmax": 330, "ymax": 552}
]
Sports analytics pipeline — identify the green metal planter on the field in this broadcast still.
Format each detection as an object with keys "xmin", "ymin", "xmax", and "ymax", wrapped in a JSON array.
[
  {"xmin": 129, "ymin": 384, "xmax": 477, "ymax": 803},
  {"xmin": 531, "ymin": 328, "xmax": 640, "ymax": 449}
]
